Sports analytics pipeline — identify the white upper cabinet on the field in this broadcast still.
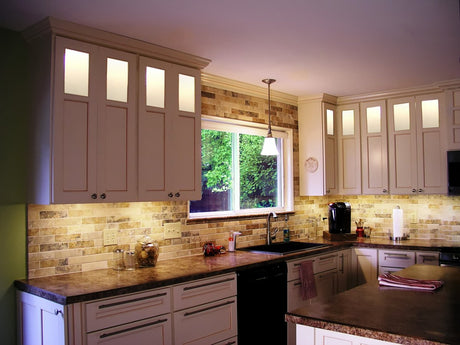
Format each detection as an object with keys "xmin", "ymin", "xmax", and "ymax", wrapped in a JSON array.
[
  {"xmin": 138, "ymin": 57, "xmax": 201, "ymax": 201},
  {"xmin": 360, "ymin": 100, "xmax": 389, "ymax": 195},
  {"xmin": 25, "ymin": 18, "xmax": 208, "ymax": 204},
  {"xmin": 298, "ymin": 96, "xmax": 338, "ymax": 196},
  {"xmin": 337, "ymin": 104, "xmax": 361, "ymax": 195},
  {"xmin": 388, "ymin": 93, "xmax": 446, "ymax": 194},
  {"xmin": 446, "ymin": 88, "xmax": 460, "ymax": 149},
  {"xmin": 53, "ymin": 37, "xmax": 138, "ymax": 203}
]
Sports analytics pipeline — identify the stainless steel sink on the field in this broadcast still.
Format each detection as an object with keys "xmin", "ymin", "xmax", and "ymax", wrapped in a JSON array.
[{"xmin": 238, "ymin": 241, "xmax": 330, "ymax": 255}]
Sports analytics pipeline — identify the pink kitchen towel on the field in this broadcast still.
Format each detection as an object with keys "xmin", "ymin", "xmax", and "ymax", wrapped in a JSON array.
[
  {"xmin": 299, "ymin": 260, "xmax": 317, "ymax": 300},
  {"xmin": 378, "ymin": 273, "xmax": 444, "ymax": 291}
]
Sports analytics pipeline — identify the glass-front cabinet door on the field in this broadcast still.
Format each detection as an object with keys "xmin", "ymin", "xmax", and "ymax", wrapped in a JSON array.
[
  {"xmin": 53, "ymin": 37, "xmax": 137, "ymax": 203},
  {"xmin": 360, "ymin": 100, "xmax": 388, "ymax": 195},
  {"xmin": 388, "ymin": 94, "xmax": 446, "ymax": 194}
]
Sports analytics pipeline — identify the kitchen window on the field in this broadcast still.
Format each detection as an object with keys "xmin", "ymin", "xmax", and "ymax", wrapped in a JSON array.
[{"xmin": 188, "ymin": 116, "xmax": 293, "ymax": 219}]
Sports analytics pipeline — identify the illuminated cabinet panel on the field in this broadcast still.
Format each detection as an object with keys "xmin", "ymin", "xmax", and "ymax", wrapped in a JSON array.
[
  {"xmin": 360, "ymin": 100, "xmax": 388, "ymax": 195},
  {"xmin": 298, "ymin": 98, "xmax": 338, "ymax": 196},
  {"xmin": 388, "ymin": 94, "xmax": 446, "ymax": 194},
  {"xmin": 53, "ymin": 37, "xmax": 137, "ymax": 203},
  {"xmin": 337, "ymin": 104, "xmax": 361, "ymax": 195},
  {"xmin": 139, "ymin": 56, "xmax": 201, "ymax": 201}
]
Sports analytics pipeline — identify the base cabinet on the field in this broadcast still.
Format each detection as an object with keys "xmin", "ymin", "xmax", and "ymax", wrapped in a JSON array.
[
  {"xmin": 17, "ymin": 273, "xmax": 236, "ymax": 345},
  {"xmin": 351, "ymin": 248, "xmax": 378, "ymax": 286},
  {"xmin": 17, "ymin": 291, "xmax": 67, "ymax": 345},
  {"xmin": 297, "ymin": 325, "xmax": 401, "ymax": 345}
]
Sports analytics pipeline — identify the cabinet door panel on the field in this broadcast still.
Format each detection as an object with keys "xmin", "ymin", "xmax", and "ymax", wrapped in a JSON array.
[
  {"xmin": 61, "ymin": 100, "xmax": 92, "ymax": 192},
  {"xmin": 139, "ymin": 110, "xmax": 166, "ymax": 193},
  {"xmin": 97, "ymin": 47, "xmax": 137, "ymax": 202},
  {"xmin": 173, "ymin": 114, "xmax": 198, "ymax": 193},
  {"xmin": 337, "ymin": 104, "xmax": 361, "ymax": 195},
  {"xmin": 101, "ymin": 106, "xmax": 128, "ymax": 190},
  {"xmin": 419, "ymin": 131, "xmax": 444, "ymax": 192},
  {"xmin": 54, "ymin": 37, "xmax": 98, "ymax": 203},
  {"xmin": 394, "ymin": 133, "xmax": 413, "ymax": 189},
  {"xmin": 360, "ymin": 100, "xmax": 388, "ymax": 194}
]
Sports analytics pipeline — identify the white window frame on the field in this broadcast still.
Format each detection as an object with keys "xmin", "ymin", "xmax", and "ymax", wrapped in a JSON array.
[{"xmin": 188, "ymin": 115, "xmax": 294, "ymax": 219}]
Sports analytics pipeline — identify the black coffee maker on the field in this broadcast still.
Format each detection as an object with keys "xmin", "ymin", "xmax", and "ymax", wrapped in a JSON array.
[{"xmin": 328, "ymin": 202, "xmax": 351, "ymax": 233}]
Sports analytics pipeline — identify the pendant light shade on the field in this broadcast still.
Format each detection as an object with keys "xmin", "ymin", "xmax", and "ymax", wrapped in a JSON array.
[{"xmin": 261, "ymin": 78, "xmax": 279, "ymax": 156}]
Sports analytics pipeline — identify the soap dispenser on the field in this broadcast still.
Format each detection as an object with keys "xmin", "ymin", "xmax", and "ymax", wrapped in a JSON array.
[{"xmin": 283, "ymin": 215, "xmax": 290, "ymax": 242}]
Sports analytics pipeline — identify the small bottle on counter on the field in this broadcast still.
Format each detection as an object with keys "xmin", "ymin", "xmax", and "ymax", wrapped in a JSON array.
[
  {"xmin": 228, "ymin": 234, "xmax": 235, "ymax": 252},
  {"xmin": 283, "ymin": 215, "xmax": 290, "ymax": 242}
]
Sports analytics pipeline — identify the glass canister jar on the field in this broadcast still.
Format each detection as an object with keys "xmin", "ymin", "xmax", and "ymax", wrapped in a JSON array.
[{"xmin": 134, "ymin": 236, "xmax": 159, "ymax": 267}]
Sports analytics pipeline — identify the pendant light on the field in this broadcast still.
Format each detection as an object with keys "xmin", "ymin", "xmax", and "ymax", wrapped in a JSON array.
[{"xmin": 261, "ymin": 78, "xmax": 279, "ymax": 155}]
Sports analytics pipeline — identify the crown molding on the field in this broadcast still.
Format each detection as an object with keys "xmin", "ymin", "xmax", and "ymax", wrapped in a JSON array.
[
  {"xmin": 201, "ymin": 73, "xmax": 298, "ymax": 106},
  {"xmin": 23, "ymin": 17, "xmax": 211, "ymax": 70},
  {"xmin": 336, "ymin": 79, "xmax": 460, "ymax": 104}
]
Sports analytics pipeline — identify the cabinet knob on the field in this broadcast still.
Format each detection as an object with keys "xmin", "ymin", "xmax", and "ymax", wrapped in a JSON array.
[
  {"xmin": 91, "ymin": 193, "xmax": 98, "ymax": 199},
  {"xmin": 418, "ymin": 189, "xmax": 423, "ymax": 193},
  {"xmin": 175, "ymin": 192, "xmax": 181, "ymax": 198},
  {"xmin": 168, "ymin": 192, "xmax": 174, "ymax": 198},
  {"xmin": 382, "ymin": 189, "xmax": 388, "ymax": 193},
  {"xmin": 411, "ymin": 189, "xmax": 417, "ymax": 193},
  {"xmin": 100, "ymin": 193, "xmax": 106, "ymax": 199},
  {"xmin": 326, "ymin": 189, "xmax": 330, "ymax": 194}
]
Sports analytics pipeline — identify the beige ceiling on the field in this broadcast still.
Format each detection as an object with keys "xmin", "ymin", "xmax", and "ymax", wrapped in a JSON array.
[{"xmin": 1, "ymin": 0, "xmax": 459, "ymax": 97}]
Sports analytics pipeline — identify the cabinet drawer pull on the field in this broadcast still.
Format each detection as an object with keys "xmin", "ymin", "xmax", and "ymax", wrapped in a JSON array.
[
  {"xmin": 224, "ymin": 342, "xmax": 236, "ymax": 345},
  {"xmin": 319, "ymin": 254, "xmax": 336, "ymax": 261},
  {"xmin": 183, "ymin": 277, "xmax": 235, "ymax": 291},
  {"xmin": 98, "ymin": 292, "xmax": 167, "ymax": 309},
  {"xmin": 294, "ymin": 282, "xmax": 302, "ymax": 287},
  {"xmin": 183, "ymin": 300, "xmax": 235, "ymax": 317},
  {"xmin": 419, "ymin": 255, "xmax": 437, "ymax": 262},
  {"xmin": 99, "ymin": 318, "xmax": 168, "ymax": 338},
  {"xmin": 384, "ymin": 253, "xmax": 409, "ymax": 260},
  {"xmin": 54, "ymin": 309, "xmax": 63, "ymax": 316}
]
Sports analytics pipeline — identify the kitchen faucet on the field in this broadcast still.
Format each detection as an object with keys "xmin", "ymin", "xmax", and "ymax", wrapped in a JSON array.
[{"xmin": 266, "ymin": 211, "xmax": 279, "ymax": 245}]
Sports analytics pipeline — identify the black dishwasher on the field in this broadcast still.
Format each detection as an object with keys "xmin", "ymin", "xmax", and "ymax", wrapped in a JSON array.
[{"xmin": 237, "ymin": 261, "xmax": 287, "ymax": 345}]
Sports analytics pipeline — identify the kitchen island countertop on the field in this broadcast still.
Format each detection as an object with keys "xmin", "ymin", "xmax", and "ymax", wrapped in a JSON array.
[{"xmin": 286, "ymin": 264, "xmax": 460, "ymax": 345}]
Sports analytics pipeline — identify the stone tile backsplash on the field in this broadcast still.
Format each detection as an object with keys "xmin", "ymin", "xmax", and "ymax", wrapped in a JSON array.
[{"xmin": 27, "ymin": 194, "xmax": 460, "ymax": 278}]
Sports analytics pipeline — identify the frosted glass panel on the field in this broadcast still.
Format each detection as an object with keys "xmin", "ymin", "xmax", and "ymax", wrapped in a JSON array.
[
  {"xmin": 342, "ymin": 110, "xmax": 354, "ymax": 136},
  {"xmin": 393, "ymin": 103, "xmax": 410, "ymax": 131},
  {"xmin": 64, "ymin": 49, "xmax": 89, "ymax": 96},
  {"xmin": 366, "ymin": 106, "xmax": 381, "ymax": 133},
  {"xmin": 146, "ymin": 67, "xmax": 165, "ymax": 108},
  {"xmin": 327, "ymin": 109, "xmax": 334, "ymax": 135},
  {"xmin": 106, "ymin": 58, "xmax": 128, "ymax": 102},
  {"xmin": 421, "ymin": 99, "xmax": 439, "ymax": 128},
  {"xmin": 179, "ymin": 74, "xmax": 195, "ymax": 112}
]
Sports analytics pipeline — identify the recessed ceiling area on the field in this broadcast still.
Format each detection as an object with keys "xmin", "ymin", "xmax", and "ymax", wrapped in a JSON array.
[{"xmin": 1, "ymin": 0, "xmax": 459, "ymax": 97}]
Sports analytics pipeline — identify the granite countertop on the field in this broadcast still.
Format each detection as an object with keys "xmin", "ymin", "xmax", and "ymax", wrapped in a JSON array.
[
  {"xmin": 15, "ymin": 237, "xmax": 459, "ymax": 305},
  {"xmin": 285, "ymin": 264, "xmax": 460, "ymax": 345}
]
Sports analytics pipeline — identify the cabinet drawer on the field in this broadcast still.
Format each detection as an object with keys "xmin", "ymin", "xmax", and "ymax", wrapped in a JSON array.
[
  {"xmin": 416, "ymin": 251, "xmax": 439, "ymax": 265},
  {"xmin": 85, "ymin": 287, "xmax": 171, "ymax": 332},
  {"xmin": 173, "ymin": 297, "xmax": 237, "ymax": 345},
  {"xmin": 287, "ymin": 252, "xmax": 338, "ymax": 281},
  {"xmin": 379, "ymin": 250, "xmax": 415, "ymax": 268},
  {"xmin": 173, "ymin": 273, "xmax": 236, "ymax": 311},
  {"xmin": 87, "ymin": 314, "xmax": 172, "ymax": 345}
]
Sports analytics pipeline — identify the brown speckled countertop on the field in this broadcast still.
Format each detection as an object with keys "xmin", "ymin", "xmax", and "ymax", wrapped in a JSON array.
[
  {"xmin": 15, "ymin": 238, "xmax": 460, "ymax": 306},
  {"xmin": 286, "ymin": 265, "xmax": 460, "ymax": 345}
]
